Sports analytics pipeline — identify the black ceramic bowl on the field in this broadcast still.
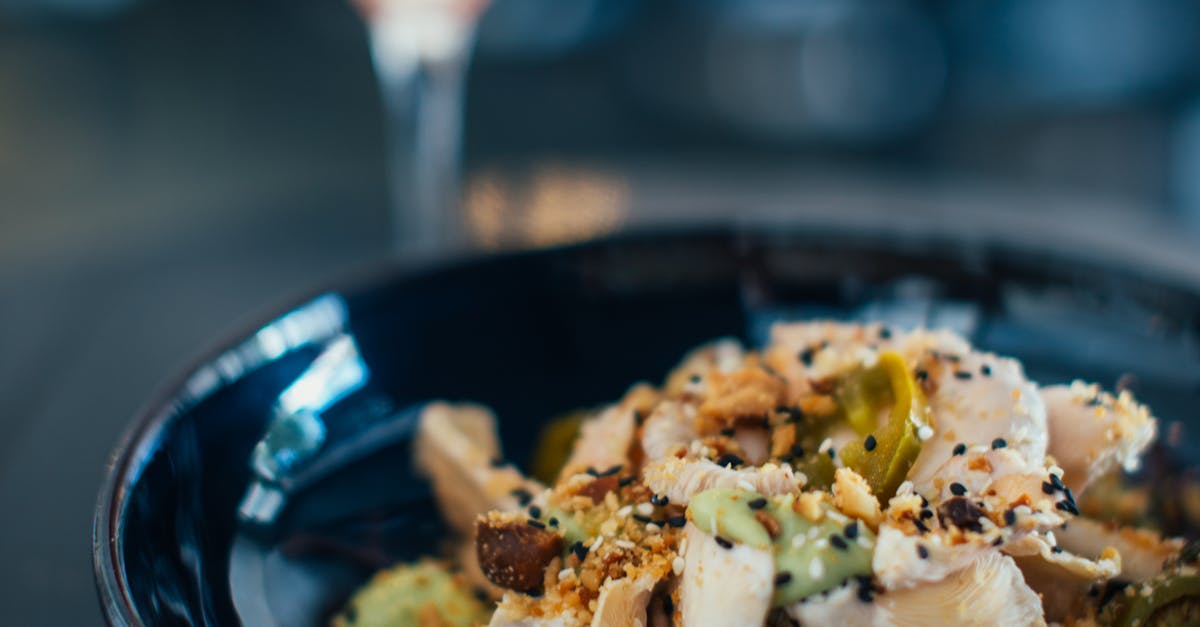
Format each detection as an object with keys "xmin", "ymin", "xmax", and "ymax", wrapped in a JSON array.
[{"xmin": 94, "ymin": 227, "xmax": 1200, "ymax": 626}]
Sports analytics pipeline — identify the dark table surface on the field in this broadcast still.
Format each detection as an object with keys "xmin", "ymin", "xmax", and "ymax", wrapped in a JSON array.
[{"xmin": 0, "ymin": 1, "xmax": 390, "ymax": 623}]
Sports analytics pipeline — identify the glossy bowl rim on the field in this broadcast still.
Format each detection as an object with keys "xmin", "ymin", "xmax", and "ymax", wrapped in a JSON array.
[{"xmin": 92, "ymin": 222, "xmax": 1200, "ymax": 626}]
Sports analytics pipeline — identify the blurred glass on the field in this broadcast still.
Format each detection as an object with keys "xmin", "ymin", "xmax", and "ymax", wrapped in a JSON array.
[
  {"xmin": 946, "ymin": 0, "xmax": 1200, "ymax": 112},
  {"xmin": 623, "ymin": 0, "xmax": 946, "ymax": 144},
  {"xmin": 355, "ymin": 0, "xmax": 490, "ymax": 256}
]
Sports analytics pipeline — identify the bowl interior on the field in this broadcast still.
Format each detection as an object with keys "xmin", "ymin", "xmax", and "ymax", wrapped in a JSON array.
[{"xmin": 96, "ymin": 228, "xmax": 1200, "ymax": 626}]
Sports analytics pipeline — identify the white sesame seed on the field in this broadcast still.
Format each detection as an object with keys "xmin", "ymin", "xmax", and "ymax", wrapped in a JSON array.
[
  {"xmin": 636, "ymin": 503, "xmax": 654, "ymax": 517},
  {"xmin": 558, "ymin": 568, "xmax": 574, "ymax": 581},
  {"xmin": 618, "ymin": 505, "xmax": 633, "ymax": 518},
  {"xmin": 672, "ymin": 556, "xmax": 685, "ymax": 575},
  {"xmin": 818, "ymin": 438, "xmax": 834, "ymax": 454},
  {"xmin": 679, "ymin": 538, "xmax": 688, "ymax": 557},
  {"xmin": 616, "ymin": 539, "xmax": 636, "ymax": 549},
  {"xmin": 791, "ymin": 534, "xmax": 806, "ymax": 548},
  {"xmin": 918, "ymin": 425, "xmax": 934, "ymax": 441},
  {"xmin": 737, "ymin": 480, "xmax": 756, "ymax": 492},
  {"xmin": 857, "ymin": 536, "xmax": 873, "ymax": 549},
  {"xmin": 809, "ymin": 557, "xmax": 825, "ymax": 580},
  {"xmin": 590, "ymin": 536, "xmax": 604, "ymax": 552}
]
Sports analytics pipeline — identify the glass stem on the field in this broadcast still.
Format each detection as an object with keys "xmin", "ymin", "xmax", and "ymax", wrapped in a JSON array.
[{"xmin": 367, "ymin": 9, "xmax": 477, "ymax": 257}]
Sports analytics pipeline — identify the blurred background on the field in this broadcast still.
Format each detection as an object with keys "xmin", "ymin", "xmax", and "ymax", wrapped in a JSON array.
[{"xmin": 4, "ymin": 0, "xmax": 1200, "ymax": 623}]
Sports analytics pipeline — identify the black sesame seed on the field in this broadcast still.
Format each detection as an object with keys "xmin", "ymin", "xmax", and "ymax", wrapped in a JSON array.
[
  {"xmin": 690, "ymin": 374, "xmax": 701, "ymax": 383},
  {"xmin": 917, "ymin": 544, "xmax": 930, "ymax": 559},
  {"xmin": 950, "ymin": 482, "xmax": 967, "ymax": 496},
  {"xmin": 511, "ymin": 488, "xmax": 533, "ymax": 506},
  {"xmin": 571, "ymin": 541, "xmax": 588, "ymax": 561},
  {"xmin": 1049, "ymin": 474, "xmax": 1064, "ymax": 490},
  {"xmin": 714, "ymin": 536, "xmax": 734, "ymax": 550},
  {"xmin": 1087, "ymin": 396, "xmax": 1103, "ymax": 407},
  {"xmin": 1004, "ymin": 509, "xmax": 1017, "ymax": 526},
  {"xmin": 844, "ymin": 522, "xmax": 859, "ymax": 539},
  {"xmin": 528, "ymin": 506, "xmax": 542, "ymax": 519},
  {"xmin": 938, "ymin": 497, "xmax": 985, "ymax": 533},
  {"xmin": 915, "ymin": 369, "xmax": 929, "ymax": 382},
  {"xmin": 920, "ymin": 496, "xmax": 929, "ymax": 508},
  {"xmin": 952, "ymin": 443, "xmax": 967, "ymax": 456},
  {"xmin": 1088, "ymin": 585, "xmax": 1100, "ymax": 598},
  {"xmin": 827, "ymin": 448, "xmax": 836, "ymax": 460},
  {"xmin": 799, "ymin": 348, "xmax": 815, "ymax": 366},
  {"xmin": 1042, "ymin": 482, "xmax": 1056, "ymax": 495},
  {"xmin": 954, "ymin": 371, "xmax": 973, "ymax": 380},
  {"xmin": 830, "ymin": 535, "xmax": 849, "ymax": 550},
  {"xmin": 719, "ymin": 427, "xmax": 736, "ymax": 437},
  {"xmin": 618, "ymin": 475, "xmax": 636, "ymax": 488},
  {"xmin": 993, "ymin": 537, "xmax": 1004, "ymax": 546},
  {"xmin": 716, "ymin": 453, "xmax": 744, "ymax": 468},
  {"xmin": 1064, "ymin": 487, "xmax": 1076, "ymax": 505},
  {"xmin": 632, "ymin": 514, "xmax": 652, "ymax": 524},
  {"xmin": 774, "ymin": 572, "xmax": 793, "ymax": 586},
  {"xmin": 586, "ymin": 467, "xmax": 600, "ymax": 477},
  {"xmin": 991, "ymin": 438, "xmax": 1007, "ymax": 449},
  {"xmin": 864, "ymin": 435, "xmax": 877, "ymax": 452},
  {"xmin": 790, "ymin": 443, "xmax": 805, "ymax": 458},
  {"xmin": 667, "ymin": 515, "xmax": 687, "ymax": 528},
  {"xmin": 651, "ymin": 494, "xmax": 669, "ymax": 507},
  {"xmin": 663, "ymin": 595, "xmax": 675, "ymax": 616},
  {"xmin": 548, "ymin": 517, "xmax": 559, "ymax": 528},
  {"xmin": 1052, "ymin": 546, "xmax": 1063, "ymax": 554},
  {"xmin": 857, "ymin": 583, "xmax": 875, "ymax": 603},
  {"xmin": 527, "ymin": 520, "xmax": 546, "ymax": 529},
  {"xmin": 748, "ymin": 498, "xmax": 768, "ymax": 510},
  {"xmin": 634, "ymin": 410, "xmax": 647, "ymax": 426},
  {"xmin": 1099, "ymin": 581, "xmax": 1132, "ymax": 609},
  {"xmin": 920, "ymin": 509, "xmax": 934, "ymax": 520},
  {"xmin": 879, "ymin": 327, "xmax": 892, "ymax": 340},
  {"xmin": 1056, "ymin": 500, "xmax": 1080, "ymax": 515},
  {"xmin": 981, "ymin": 364, "xmax": 992, "ymax": 377},
  {"xmin": 914, "ymin": 518, "xmax": 929, "ymax": 534},
  {"xmin": 599, "ymin": 464, "xmax": 623, "ymax": 477},
  {"xmin": 946, "ymin": 354, "xmax": 961, "ymax": 363}
]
